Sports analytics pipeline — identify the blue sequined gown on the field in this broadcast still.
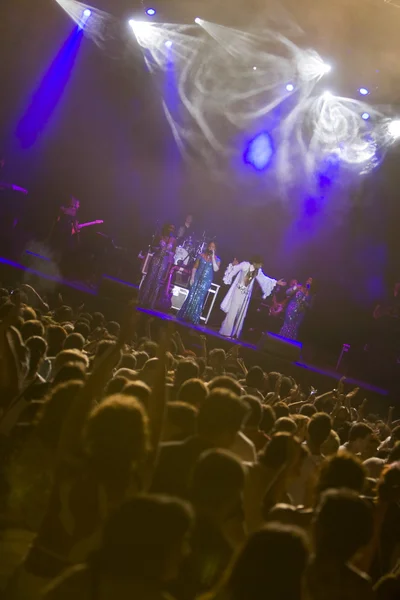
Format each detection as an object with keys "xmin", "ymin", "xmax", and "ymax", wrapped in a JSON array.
[
  {"xmin": 178, "ymin": 255, "xmax": 214, "ymax": 325},
  {"xmin": 280, "ymin": 289, "xmax": 312, "ymax": 340}
]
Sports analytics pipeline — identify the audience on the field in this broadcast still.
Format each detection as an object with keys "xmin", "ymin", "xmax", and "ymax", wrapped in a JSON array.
[
  {"xmin": 216, "ymin": 524, "xmax": 310, "ymax": 600},
  {"xmin": 151, "ymin": 389, "xmax": 248, "ymax": 497},
  {"xmin": 43, "ymin": 495, "xmax": 194, "ymax": 599},
  {"xmin": 340, "ymin": 422, "xmax": 374, "ymax": 455},
  {"xmin": 0, "ymin": 284, "xmax": 398, "ymax": 600},
  {"xmin": 307, "ymin": 489, "xmax": 375, "ymax": 600}
]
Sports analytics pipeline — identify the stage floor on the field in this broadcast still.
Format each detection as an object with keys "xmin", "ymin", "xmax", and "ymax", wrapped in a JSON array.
[
  {"xmin": 138, "ymin": 305, "xmax": 388, "ymax": 397},
  {"xmin": 0, "ymin": 252, "xmax": 389, "ymax": 400}
]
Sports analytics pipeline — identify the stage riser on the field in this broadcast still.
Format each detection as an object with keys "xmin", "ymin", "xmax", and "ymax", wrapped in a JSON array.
[{"xmin": 257, "ymin": 332, "xmax": 302, "ymax": 362}]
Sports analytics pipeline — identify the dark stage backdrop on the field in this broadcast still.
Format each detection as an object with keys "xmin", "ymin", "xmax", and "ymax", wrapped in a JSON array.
[{"xmin": 1, "ymin": 0, "xmax": 400, "ymax": 362}]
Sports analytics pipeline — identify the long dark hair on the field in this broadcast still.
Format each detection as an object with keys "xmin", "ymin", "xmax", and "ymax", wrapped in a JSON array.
[
  {"xmin": 225, "ymin": 524, "xmax": 309, "ymax": 600},
  {"xmin": 90, "ymin": 495, "xmax": 193, "ymax": 579}
]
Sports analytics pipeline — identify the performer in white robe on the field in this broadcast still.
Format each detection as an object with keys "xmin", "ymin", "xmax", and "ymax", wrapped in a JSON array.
[{"xmin": 220, "ymin": 257, "xmax": 286, "ymax": 339}]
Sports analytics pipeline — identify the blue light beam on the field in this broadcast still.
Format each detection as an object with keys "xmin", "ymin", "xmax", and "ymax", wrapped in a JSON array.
[{"xmin": 16, "ymin": 26, "xmax": 85, "ymax": 148}]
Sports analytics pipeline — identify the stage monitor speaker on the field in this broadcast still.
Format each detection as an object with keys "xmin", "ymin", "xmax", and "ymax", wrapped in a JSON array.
[
  {"xmin": 257, "ymin": 332, "xmax": 302, "ymax": 362},
  {"xmin": 171, "ymin": 285, "xmax": 189, "ymax": 311}
]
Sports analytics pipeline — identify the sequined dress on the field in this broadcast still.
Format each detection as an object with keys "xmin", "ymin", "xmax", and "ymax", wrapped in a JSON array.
[
  {"xmin": 138, "ymin": 239, "xmax": 174, "ymax": 309},
  {"xmin": 280, "ymin": 289, "xmax": 312, "ymax": 340},
  {"xmin": 178, "ymin": 255, "xmax": 214, "ymax": 325}
]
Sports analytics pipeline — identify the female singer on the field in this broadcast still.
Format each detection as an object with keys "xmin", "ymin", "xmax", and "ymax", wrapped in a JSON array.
[
  {"xmin": 280, "ymin": 277, "xmax": 315, "ymax": 340},
  {"xmin": 138, "ymin": 223, "xmax": 176, "ymax": 309},
  {"xmin": 178, "ymin": 241, "xmax": 220, "ymax": 325}
]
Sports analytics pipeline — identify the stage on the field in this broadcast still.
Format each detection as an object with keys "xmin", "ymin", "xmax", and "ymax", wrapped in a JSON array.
[{"xmin": 0, "ymin": 250, "xmax": 391, "ymax": 413}]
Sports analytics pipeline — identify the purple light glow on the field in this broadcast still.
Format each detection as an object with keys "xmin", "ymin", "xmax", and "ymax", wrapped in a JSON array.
[
  {"xmin": 243, "ymin": 131, "xmax": 274, "ymax": 171},
  {"xmin": 146, "ymin": 8, "xmax": 156, "ymax": 16},
  {"xmin": 83, "ymin": 9, "xmax": 91, "ymax": 17}
]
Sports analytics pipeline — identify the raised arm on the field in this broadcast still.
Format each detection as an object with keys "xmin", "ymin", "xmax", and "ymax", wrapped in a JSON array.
[
  {"xmin": 56, "ymin": 306, "xmax": 137, "ymax": 464},
  {"xmin": 20, "ymin": 284, "xmax": 50, "ymax": 313},
  {"xmin": 223, "ymin": 260, "xmax": 245, "ymax": 285},
  {"xmin": 211, "ymin": 250, "xmax": 220, "ymax": 273},
  {"xmin": 256, "ymin": 270, "xmax": 281, "ymax": 299}
]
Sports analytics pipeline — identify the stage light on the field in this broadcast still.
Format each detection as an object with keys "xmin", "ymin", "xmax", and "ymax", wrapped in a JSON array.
[
  {"xmin": 253, "ymin": 66, "xmax": 257, "ymax": 70},
  {"xmin": 129, "ymin": 20, "xmax": 155, "ymax": 43},
  {"xmin": 359, "ymin": 87, "xmax": 369, "ymax": 96},
  {"xmin": 194, "ymin": 17, "xmax": 201, "ymax": 24},
  {"xmin": 83, "ymin": 9, "xmax": 91, "ymax": 17},
  {"xmin": 243, "ymin": 131, "xmax": 274, "ymax": 171},
  {"xmin": 145, "ymin": 8, "xmax": 156, "ymax": 16},
  {"xmin": 165, "ymin": 40, "xmax": 172, "ymax": 48},
  {"xmin": 322, "ymin": 90, "xmax": 333, "ymax": 98},
  {"xmin": 361, "ymin": 112, "xmax": 370, "ymax": 120},
  {"xmin": 286, "ymin": 83, "xmax": 294, "ymax": 92},
  {"xmin": 322, "ymin": 63, "xmax": 332, "ymax": 74},
  {"xmin": 388, "ymin": 119, "xmax": 400, "ymax": 139}
]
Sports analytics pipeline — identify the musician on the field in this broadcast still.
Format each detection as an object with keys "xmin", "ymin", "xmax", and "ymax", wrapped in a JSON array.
[
  {"xmin": 176, "ymin": 214, "xmax": 193, "ymax": 243},
  {"xmin": 269, "ymin": 278, "xmax": 298, "ymax": 317},
  {"xmin": 49, "ymin": 196, "xmax": 80, "ymax": 255}
]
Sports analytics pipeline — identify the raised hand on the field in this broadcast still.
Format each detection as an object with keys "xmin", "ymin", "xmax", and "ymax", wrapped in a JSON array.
[{"xmin": 346, "ymin": 387, "xmax": 360, "ymax": 400}]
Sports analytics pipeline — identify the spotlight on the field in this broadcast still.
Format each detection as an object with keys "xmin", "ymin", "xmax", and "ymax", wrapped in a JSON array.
[
  {"xmin": 388, "ymin": 119, "xmax": 400, "ymax": 139},
  {"xmin": 322, "ymin": 63, "xmax": 332, "ymax": 74},
  {"xmin": 322, "ymin": 90, "xmax": 333, "ymax": 98},
  {"xmin": 165, "ymin": 40, "xmax": 172, "ymax": 48},
  {"xmin": 129, "ymin": 20, "xmax": 154, "ymax": 39},
  {"xmin": 361, "ymin": 112, "xmax": 370, "ymax": 120},
  {"xmin": 253, "ymin": 66, "xmax": 257, "ymax": 71},
  {"xmin": 285, "ymin": 83, "xmax": 294, "ymax": 92},
  {"xmin": 359, "ymin": 87, "xmax": 369, "ymax": 96},
  {"xmin": 83, "ymin": 9, "xmax": 91, "ymax": 17},
  {"xmin": 244, "ymin": 131, "xmax": 274, "ymax": 171},
  {"xmin": 145, "ymin": 8, "xmax": 156, "ymax": 16},
  {"xmin": 194, "ymin": 17, "xmax": 201, "ymax": 24}
]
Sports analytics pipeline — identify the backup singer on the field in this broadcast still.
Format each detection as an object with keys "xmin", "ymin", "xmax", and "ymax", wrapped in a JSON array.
[
  {"xmin": 220, "ymin": 256, "xmax": 285, "ymax": 339},
  {"xmin": 138, "ymin": 224, "xmax": 176, "ymax": 309},
  {"xmin": 280, "ymin": 277, "xmax": 315, "ymax": 340},
  {"xmin": 178, "ymin": 241, "xmax": 220, "ymax": 325}
]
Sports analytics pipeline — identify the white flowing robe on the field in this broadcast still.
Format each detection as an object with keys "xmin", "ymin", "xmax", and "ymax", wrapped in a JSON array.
[{"xmin": 220, "ymin": 262, "xmax": 277, "ymax": 338}]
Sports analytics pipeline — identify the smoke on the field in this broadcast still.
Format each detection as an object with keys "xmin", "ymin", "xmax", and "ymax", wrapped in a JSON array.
[{"xmin": 55, "ymin": 2, "xmax": 400, "ymax": 192}]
